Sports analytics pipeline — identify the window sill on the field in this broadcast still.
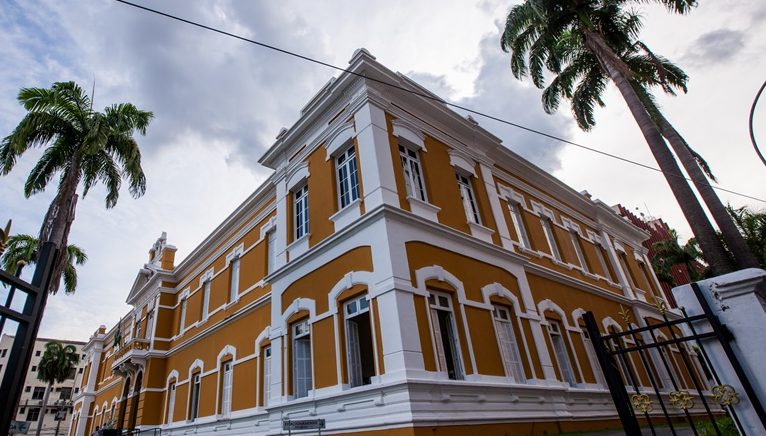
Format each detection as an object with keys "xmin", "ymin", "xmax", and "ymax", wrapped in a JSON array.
[
  {"xmin": 467, "ymin": 221, "xmax": 494, "ymax": 244},
  {"xmin": 287, "ymin": 233, "xmax": 310, "ymax": 259},
  {"xmin": 518, "ymin": 246, "xmax": 543, "ymax": 258},
  {"xmin": 407, "ymin": 195, "xmax": 440, "ymax": 222},
  {"xmin": 633, "ymin": 288, "xmax": 648, "ymax": 302},
  {"xmin": 330, "ymin": 199, "xmax": 361, "ymax": 231}
]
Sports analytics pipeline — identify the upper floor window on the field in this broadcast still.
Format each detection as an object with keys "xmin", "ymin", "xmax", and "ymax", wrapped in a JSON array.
[
  {"xmin": 344, "ymin": 295, "xmax": 375, "ymax": 388},
  {"xmin": 266, "ymin": 230, "xmax": 276, "ymax": 274},
  {"xmin": 617, "ymin": 250, "xmax": 638, "ymax": 289},
  {"xmin": 294, "ymin": 184, "xmax": 309, "ymax": 240},
  {"xmin": 399, "ymin": 145, "xmax": 426, "ymax": 201},
  {"xmin": 292, "ymin": 319, "xmax": 312, "ymax": 399},
  {"xmin": 569, "ymin": 229, "xmax": 590, "ymax": 273},
  {"xmin": 59, "ymin": 387, "xmax": 72, "ymax": 400},
  {"xmin": 201, "ymin": 278, "xmax": 212, "ymax": 320},
  {"xmin": 492, "ymin": 305, "xmax": 525, "ymax": 383},
  {"xmin": 508, "ymin": 201, "xmax": 530, "ymax": 249},
  {"xmin": 456, "ymin": 174, "xmax": 481, "ymax": 224},
  {"xmin": 540, "ymin": 217, "xmax": 562, "ymax": 261},
  {"xmin": 178, "ymin": 294, "xmax": 188, "ymax": 335},
  {"xmin": 229, "ymin": 254, "xmax": 241, "ymax": 303},
  {"xmin": 336, "ymin": 147, "xmax": 360, "ymax": 209}
]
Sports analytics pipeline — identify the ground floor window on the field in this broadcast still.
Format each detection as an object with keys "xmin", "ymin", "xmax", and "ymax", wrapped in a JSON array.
[
  {"xmin": 262, "ymin": 345, "xmax": 271, "ymax": 406},
  {"xmin": 547, "ymin": 320, "xmax": 576, "ymax": 385},
  {"xmin": 220, "ymin": 361, "xmax": 233, "ymax": 416},
  {"xmin": 428, "ymin": 291, "xmax": 464, "ymax": 380},
  {"xmin": 292, "ymin": 319, "xmax": 312, "ymax": 398},
  {"xmin": 188, "ymin": 373, "xmax": 201, "ymax": 421},
  {"xmin": 344, "ymin": 294, "xmax": 375, "ymax": 387},
  {"xmin": 166, "ymin": 382, "xmax": 176, "ymax": 423},
  {"xmin": 492, "ymin": 304, "xmax": 525, "ymax": 382}
]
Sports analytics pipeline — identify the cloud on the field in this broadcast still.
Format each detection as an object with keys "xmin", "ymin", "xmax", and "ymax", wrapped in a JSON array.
[{"xmin": 684, "ymin": 29, "xmax": 746, "ymax": 65}]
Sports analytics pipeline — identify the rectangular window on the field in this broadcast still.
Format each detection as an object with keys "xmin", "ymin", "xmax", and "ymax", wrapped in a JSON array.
[
  {"xmin": 547, "ymin": 321, "xmax": 576, "ymax": 385},
  {"xmin": 570, "ymin": 231, "xmax": 590, "ymax": 273},
  {"xmin": 189, "ymin": 373, "xmax": 201, "ymax": 421},
  {"xmin": 135, "ymin": 320, "xmax": 143, "ymax": 340},
  {"xmin": 292, "ymin": 320, "xmax": 312, "ymax": 399},
  {"xmin": 580, "ymin": 327, "xmax": 606, "ymax": 386},
  {"xmin": 229, "ymin": 257, "xmax": 240, "ymax": 303},
  {"xmin": 267, "ymin": 230, "xmax": 276, "ymax": 275},
  {"xmin": 221, "ymin": 361, "xmax": 233, "ymax": 417},
  {"xmin": 428, "ymin": 292, "xmax": 464, "ymax": 380},
  {"xmin": 25, "ymin": 386, "xmax": 31, "ymax": 393},
  {"xmin": 336, "ymin": 147, "xmax": 360, "ymax": 209},
  {"xmin": 32, "ymin": 387, "xmax": 45, "ymax": 400},
  {"xmin": 344, "ymin": 295, "xmax": 375, "ymax": 388},
  {"xmin": 399, "ymin": 145, "xmax": 426, "ymax": 201},
  {"xmin": 618, "ymin": 252, "xmax": 638, "ymax": 288},
  {"xmin": 35, "ymin": 350, "xmax": 41, "ymax": 357},
  {"xmin": 541, "ymin": 218, "xmax": 562, "ymax": 261},
  {"xmin": 492, "ymin": 305, "xmax": 525, "ymax": 382},
  {"xmin": 1, "ymin": 349, "xmax": 7, "ymax": 357},
  {"xmin": 508, "ymin": 202, "xmax": 530, "ymax": 249},
  {"xmin": 26, "ymin": 408, "xmax": 40, "ymax": 422},
  {"xmin": 638, "ymin": 261, "xmax": 658, "ymax": 295},
  {"xmin": 179, "ymin": 296, "xmax": 188, "ymax": 335},
  {"xmin": 293, "ymin": 184, "xmax": 309, "ymax": 240},
  {"xmin": 59, "ymin": 387, "xmax": 72, "ymax": 400},
  {"xmin": 456, "ymin": 174, "xmax": 480, "ymax": 224},
  {"xmin": 31, "ymin": 366, "xmax": 37, "ymax": 372},
  {"xmin": 201, "ymin": 279, "xmax": 211, "ymax": 320},
  {"xmin": 166, "ymin": 382, "xmax": 176, "ymax": 423},
  {"xmin": 594, "ymin": 244, "xmax": 616, "ymax": 282},
  {"xmin": 263, "ymin": 346, "xmax": 272, "ymax": 407}
]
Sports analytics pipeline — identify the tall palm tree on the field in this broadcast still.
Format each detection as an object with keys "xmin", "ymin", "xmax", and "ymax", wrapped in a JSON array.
[
  {"xmin": 0, "ymin": 81, "xmax": 152, "ymax": 293},
  {"xmin": 34, "ymin": 341, "xmax": 80, "ymax": 436},
  {"xmin": 1, "ymin": 234, "xmax": 86, "ymax": 294},
  {"xmin": 725, "ymin": 205, "xmax": 766, "ymax": 269},
  {"xmin": 501, "ymin": 0, "xmax": 735, "ymax": 275}
]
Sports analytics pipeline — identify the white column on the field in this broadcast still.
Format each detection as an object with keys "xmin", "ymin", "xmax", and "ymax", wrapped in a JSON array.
[
  {"xmin": 353, "ymin": 99, "xmax": 399, "ymax": 211},
  {"xmin": 479, "ymin": 163, "xmax": 513, "ymax": 250},
  {"xmin": 75, "ymin": 342, "xmax": 103, "ymax": 436}
]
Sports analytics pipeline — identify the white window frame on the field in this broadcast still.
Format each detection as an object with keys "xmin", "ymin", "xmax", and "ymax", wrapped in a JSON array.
[
  {"xmin": 344, "ymin": 294, "xmax": 371, "ymax": 388},
  {"xmin": 336, "ymin": 146, "xmax": 360, "ymax": 209},
  {"xmin": 492, "ymin": 304, "xmax": 525, "ymax": 383},
  {"xmin": 201, "ymin": 278, "xmax": 211, "ymax": 321},
  {"xmin": 292, "ymin": 319, "xmax": 312, "ymax": 399},
  {"xmin": 547, "ymin": 320, "xmax": 576, "ymax": 385},
  {"xmin": 220, "ymin": 361, "xmax": 233, "ymax": 417},
  {"xmin": 189, "ymin": 373, "xmax": 201, "ymax": 421},
  {"xmin": 540, "ymin": 217, "xmax": 562, "ymax": 261},
  {"xmin": 399, "ymin": 144, "xmax": 427, "ymax": 202},
  {"xmin": 508, "ymin": 201, "xmax": 530, "ymax": 249},
  {"xmin": 228, "ymin": 256, "xmax": 240, "ymax": 304},
  {"xmin": 166, "ymin": 381, "xmax": 176, "ymax": 423},
  {"xmin": 579, "ymin": 328, "xmax": 606, "ymax": 386},
  {"xmin": 427, "ymin": 291, "xmax": 465, "ymax": 380},
  {"xmin": 178, "ymin": 290, "xmax": 189, "ymax": 335},
  {"xmin": 617, "ymin": 249, "xmax": 638, "ymax": 289},
  {"xmin": 262, "ymin": 345, "xmax": 272, "ymax": 407},
  {"xmin": 293, "ymin": 184, "xmax": 310, "ymax": 240},
  {"xmin": 569, "ymin": 229, "xmax": 589, "ymax": 273},
  {"xmin": 456, "ymin": 173, "xmax": 481, "ymax": 224},
  {"xmin": 266, "ymin": 230, "xmax": 276, "ymax": 275}
]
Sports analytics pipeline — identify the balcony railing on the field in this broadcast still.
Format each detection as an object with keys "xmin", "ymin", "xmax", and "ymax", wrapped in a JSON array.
[{"xmin": 111, "ymin": 338, "xmax": 150, "ymax": 368}]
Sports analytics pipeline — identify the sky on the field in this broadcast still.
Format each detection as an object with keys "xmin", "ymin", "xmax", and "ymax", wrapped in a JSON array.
[{"xmin": 1, "ymin": 0, "xmax": 765, "ymax": 342}]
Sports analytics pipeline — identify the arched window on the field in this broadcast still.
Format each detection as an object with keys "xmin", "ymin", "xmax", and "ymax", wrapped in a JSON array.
[
  {"xmin": 165, "ymin": 380, "xmax": 177, "ymax": 424},
  {"xmin": 545, "ymin": 318, "xmax": 576, "ymax": 385},
  {"xmin": 188, "ymin": 371, "xmax": 201, "ymax": 421},
  {"xmin": 428, "ymin": 291, "xmax": 464, "ymax": 380},
  {"xmin": 292, "ymin": 318, "xmax": 312, "ymax": 398},
  {"xmin": 219, "ymin": 359, "xmax": 234, "ymax": 417},
  {"xmin": 491, "ymin": 304, "xmax": 525, "ymax": 383},
  {"xmin": 343, "ymin": 294, "xmax": 375, "ymax": 387}
]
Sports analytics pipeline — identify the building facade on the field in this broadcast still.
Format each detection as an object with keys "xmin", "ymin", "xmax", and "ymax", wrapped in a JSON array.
[
  {"xmin": 0, "ymin": 334, "xmax": 86, "ymax": 435},
  {"xmin": 71, "ymin": 50, "xmax": 709, "ymax": 436}
]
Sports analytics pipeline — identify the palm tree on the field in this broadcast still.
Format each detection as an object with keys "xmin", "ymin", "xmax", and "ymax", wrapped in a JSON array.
[
  {"xmin": 725, "ymin": 205, "xmax": 766, "ymax": 269},
  {"xmin": 651, "ymin": 229, "xmax": 706, "ymax": 287},
  {"xmin": 0, "ymin": 81, "xmax": 152, "ymax": 293},
  {"xmin": 34, "ymin": 341, "xmax": 80, "ymax": 436},
  {"xmin": 1, "ymin": 234, "xmax": 86, "ymax": 294},
  {"xmin": 501, "ymin": 0, "xmax": 736, "ymax": 275}
]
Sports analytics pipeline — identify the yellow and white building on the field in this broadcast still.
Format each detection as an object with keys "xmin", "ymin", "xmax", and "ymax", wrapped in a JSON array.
[{"xmin": 71, "ymin": 49, "xmax": 706, "ymax": 436}]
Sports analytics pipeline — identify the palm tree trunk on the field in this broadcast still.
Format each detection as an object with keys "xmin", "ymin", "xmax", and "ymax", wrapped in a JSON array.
[
  {"xmin": 655, "ymin": 116, "xmax": 760, "ymax": 269},
  {"xmin": 582, "ymin": 30, "xmax": 734, "ymax": 275},
  {"xmin": 35, "ymin": 383, "xmax": 52, "ymax": 436}
]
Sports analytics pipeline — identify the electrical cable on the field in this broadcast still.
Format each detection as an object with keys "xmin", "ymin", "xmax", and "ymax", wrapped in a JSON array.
[
  {"xmin": 114, "ymin": 0, "xmax": 766, "ymax": 203},
  {"xmin": 749, "ymin": 78, "xmax": 766, "ymax": 168}
]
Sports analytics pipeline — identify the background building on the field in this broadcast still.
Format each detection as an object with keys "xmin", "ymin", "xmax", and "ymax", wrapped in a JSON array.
[
  {"xmin": 0, "ymin": 334, "xmax": 86, "ymax": 435},
  {"xmin": 71, "ymin": 50, "xmax": 708, "ymax": 436}
]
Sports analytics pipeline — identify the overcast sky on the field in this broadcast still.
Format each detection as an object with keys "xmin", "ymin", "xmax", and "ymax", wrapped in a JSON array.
[{"xmin": 1, "ymin": 0, "xmax": 765, "ymax": 342}]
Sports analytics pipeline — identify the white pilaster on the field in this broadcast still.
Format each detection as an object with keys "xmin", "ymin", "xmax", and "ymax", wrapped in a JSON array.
[
  {"xmin": 479, "ymin": 163, "xmax": 513, "ymax": 250},
  {"xmin": 274, "ymin": 176, "xmax": 288, "ymax": 268},
  {"xmin": 353, "ymin": 100, "xmax": 399, "ymax": 211}
]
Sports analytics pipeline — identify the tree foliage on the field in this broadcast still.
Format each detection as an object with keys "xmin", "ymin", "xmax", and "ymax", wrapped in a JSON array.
[{"xmin": 1, "ymin": 234, "xmax": 86, "ymax": 294}]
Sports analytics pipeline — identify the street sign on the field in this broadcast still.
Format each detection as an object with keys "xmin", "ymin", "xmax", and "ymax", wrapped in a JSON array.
[
  {"xmin": 282, "ymin": 419, "xmax": 326, "ymax": 430},
  {"xmin": 9, "ymin": 421, "xmax": 30, "ymax": 434}
]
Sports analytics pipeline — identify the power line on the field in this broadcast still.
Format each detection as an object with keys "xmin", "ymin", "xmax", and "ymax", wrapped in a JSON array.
[{"xmin": 114, "ymin": 0, "xmax": 766, "ymax": 204}]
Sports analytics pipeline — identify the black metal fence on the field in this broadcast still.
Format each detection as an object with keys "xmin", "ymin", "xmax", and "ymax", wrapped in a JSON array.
[
  {"xmin": 583, "ymin": 283, "xmax": 766, "ymax": 435},
  {"xmin": 0, "ymin": 242, "xmax": 59, "ymax": 435}
]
